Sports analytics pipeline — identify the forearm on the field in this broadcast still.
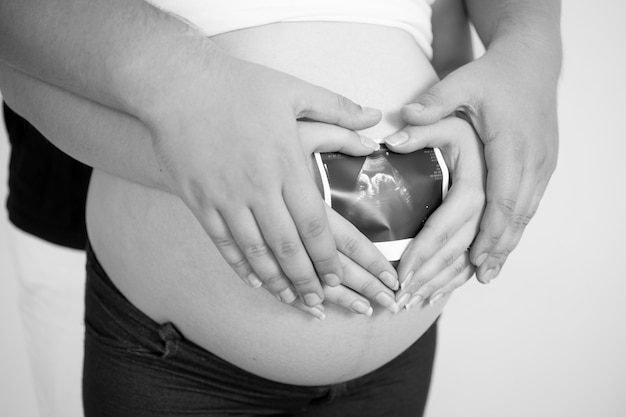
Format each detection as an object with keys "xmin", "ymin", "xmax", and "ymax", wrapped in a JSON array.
[
  {"xmin": 0, "ymin": 0, "xmax": 214, "ymax": 119},
  {"xmin": 431, "ymin": 0, "xmax": 474, "ymax": 79},
  {"xmin": 465, "ymin": 0, "xmax": 562, "ymax": 77},
  {"xmin": 0, "ymin": 64, "xmax": 169, "ymax": 191}
]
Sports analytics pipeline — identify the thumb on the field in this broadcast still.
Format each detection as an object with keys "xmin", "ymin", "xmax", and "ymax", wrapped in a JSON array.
[
  {"xmin": 298, "ymin": 122, "xmax": 380, "ymax": 156},
  {"xmin": 403, "ymin": 70, "xmax": 477, "ymax": 126},
  {"xmin": 293, "ymin": 83, "xmax": 382, "ymax": 131}
]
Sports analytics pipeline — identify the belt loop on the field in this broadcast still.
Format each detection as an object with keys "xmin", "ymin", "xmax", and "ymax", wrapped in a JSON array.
[{"xmin": 158, "ymin": 322, "xmax": 181, "ymax": 358}]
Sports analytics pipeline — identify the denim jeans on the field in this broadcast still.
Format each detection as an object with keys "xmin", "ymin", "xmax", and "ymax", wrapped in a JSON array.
[{"xmin": 83, "ymin": 245, "xmax": 437, "ymax": 417}]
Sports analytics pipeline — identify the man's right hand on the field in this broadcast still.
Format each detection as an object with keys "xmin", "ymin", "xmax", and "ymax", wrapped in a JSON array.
[{"xmin": 143, "ymin": 47, "xmax": 395, "ymax": 309}]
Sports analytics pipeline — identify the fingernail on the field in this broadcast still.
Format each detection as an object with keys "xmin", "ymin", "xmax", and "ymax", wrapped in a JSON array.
[
  {"xmin": 405, "ymin": 294, "xmax": 423, "ymax": 311},
  {"xmin": 380, "ymin": 271, "xmax": 399, "ymax": 291},
  {"xmin": 309, "ymin": 305, "xmax": 326, "ymax": 321},
  {"xmin": 405, "ymin": 102, "xmax": 425, "ymax": 113},
  {"xmin": 400, "ymin": 270, "xmax": 414, "ymax": 291},
  {"xmin": 351, "ymin": 300, "xmax": 373, "ymax": 316},
  {"xmin": 429, "ymin": 293, "xmax": 444, "ymax": 305},
  {"xmin": 360, "ymin": 135, "xmax": 380, "ymax": 151},
  {"xmin": 278, "ymin": 288, "xmax": 297, "ymax": 304},
  {"xmin": 385, "ymin": 131, "xmax": 409, "ymax": 147},
  {"xmin": 375, "ymin": 292, "xmax": 396, "ymax": 310},
  {"xmin": 363, "ymin": 107, "xmax": 381, "ymax": 118},
  {"xmin": 323, "ymin": 273, "xmax": 341, "ymax": 286},
  {"xmin": 475, "ymin": 253, "xmax": 488, "ymax": 267},
  {"xmin": 246, "ymin": 273, "xmax": 262, "ymax": 288},
  {"xmin": 481, "ymin": 268, "xmax": 497, "ymax": 284},
  {"xmin": 395, "ymin": 293, "xmax": 411, "ymax": 313},
  {"xmin": 304, "ymin": 293, "xmax": 322, "ymax": 307}
]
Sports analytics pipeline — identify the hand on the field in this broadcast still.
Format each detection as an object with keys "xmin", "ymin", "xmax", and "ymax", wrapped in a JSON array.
[
  {"xmin": 143, "ymin": 48, "xmax": 394, "ymax": 310},
  {"xmin": 391, "ymin": 48, "xmax": 559, "ymax": 283},
  {"xmin": 298, "ymin": 121, "xmax": 401, "ymax": 317},
  {"xmin": 385, "ymin": 116, "xmax": 486, "ymax": 309}
]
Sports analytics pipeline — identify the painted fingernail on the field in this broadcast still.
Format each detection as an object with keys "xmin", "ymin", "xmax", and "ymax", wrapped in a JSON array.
[
  {"xmin": 380, "ymin": 271, "xmax": 399, "ymax": 291},
  {"xmin": 246, "ymin": 273, "xmax": 262, "ymax": 288},
  {"xmin": 323, "ymin": 273, "xmax": 341, "ymax": 286},
  {"xmin": 429, "ymin": 293, "xmax": 445, "ymax": 305},
  {"xmin": 405, "ymin": 102, "xmax": 425, "ymax": 113},
  {"xmin": 405, "ymin": 294, "xmax": 423, "ymax": 311},
  {"xmin": 278, "ymin": 288, "xmax": 297, "ymax": 304},
  {"xmin": 481, "ymin": 268, "xmax": 497, "ymax": 284},
  {"xmin": 351, "ymin": 300, "xmax": 373, "ymax": 316},
  {"xmin": 375, "ymin": 292, "xmax": 396, "ymax": 310},
  {"xmin": 400, "ymin": 270, "xmax": 415, "ymax": 291},
  {"xmin": 475, "ymin": 253, "xmax": 488, "ymax": 267},
  {"xmin": 385, "ymin": 131, "xmax": 409, "ymax": 147},
  {"xmin": 396, "ymin": 293, "xmax": 411, "ymax": 313},
  {"xmin": 304, "ymin": 293, "xmax": 322, "ymax": 307},
  {"xmin": 360, "ymin": 135, "xmax": 380, "ymax": 151},
  {"xmin": 309, "ymin": 305, "xmax": 326, "ymax": 321}
]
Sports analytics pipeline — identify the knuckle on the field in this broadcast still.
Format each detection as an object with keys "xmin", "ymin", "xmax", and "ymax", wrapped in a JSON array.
[
  {"xmin": 228, "ymin": 256, "xmax": 249, "ymax": 271},
  {"xmin": 453, "ymin": 259, "xmax": 467, "ymax": 276},
  {"xmin": 494, "ymin": 196, "xmax": 517, "ymax": 218},
  {"xmin": 441, "ymin": 252, "xmax": 456, "ymax": 268},
  {"xmin": 273, "ymin": 240, "xmax": 300, "ymax": 260},
  {"xmin": 213, "ymin": 236, "xmax": 237, "ymax": 250},
  {"xmin": 510, "ymin": 213, "xmax": 532, "ymax": 231},
  {"xmin": 289, "ymin": 274, "xmax": 315, "ymax": 288},
  {"xmin": 264, "ymin": 273, "xmax": 286, "ymax": 286},
  {"xmin": 336, "ymin": 94, "xmax": 357, "ymax": 113},
  {"xmin": 299, "ymin": 216, "xmax": 327, "ymax": 240},
  {"xmin": 357, "ymin": 279, "xmax": 376, "ymax": 295},
  {"xmin": 243, "ymin": 243, "xmax": 271, "ymax": 259},
  {"xmin": 340, "ymin": 235, "xmax": 361, "ymax": 257}
]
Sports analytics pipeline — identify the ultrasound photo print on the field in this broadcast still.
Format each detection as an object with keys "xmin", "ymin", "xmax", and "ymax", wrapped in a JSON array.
[{"xmin": 314, "ymin": 144, "xmax": 449, "ymax": 261}]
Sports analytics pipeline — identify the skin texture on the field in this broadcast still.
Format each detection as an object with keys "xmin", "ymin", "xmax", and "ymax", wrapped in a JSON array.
[{"xmin": 389, "ymin": 0, "xmax": 562, "ymax": 300}]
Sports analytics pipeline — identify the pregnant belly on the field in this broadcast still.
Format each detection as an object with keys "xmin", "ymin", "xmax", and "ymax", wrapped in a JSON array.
[{"xmin": 86, "ymin": 22, "xmax": 448, "ymax": 385}]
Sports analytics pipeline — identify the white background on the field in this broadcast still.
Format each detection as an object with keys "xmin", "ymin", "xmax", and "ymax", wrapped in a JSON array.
[{"xmin": 1, "ymin": 1, "xmax": 625, "ymax": 416}]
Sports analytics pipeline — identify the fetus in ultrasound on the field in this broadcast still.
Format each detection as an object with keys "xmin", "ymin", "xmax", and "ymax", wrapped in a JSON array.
[{"xmin": 316, "ymin": 145, "xmax": 447, "ymax": 245}]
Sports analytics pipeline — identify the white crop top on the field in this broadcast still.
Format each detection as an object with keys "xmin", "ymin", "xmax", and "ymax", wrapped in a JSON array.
[{"xmin": 148, "ymin": 0, "xmax": 436, "ymax": 58}]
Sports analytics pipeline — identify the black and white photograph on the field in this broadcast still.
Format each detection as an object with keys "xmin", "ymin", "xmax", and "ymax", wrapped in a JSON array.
[{"xmin": 0, "ymin": 1, "xmax": 624, "ymax": 416}]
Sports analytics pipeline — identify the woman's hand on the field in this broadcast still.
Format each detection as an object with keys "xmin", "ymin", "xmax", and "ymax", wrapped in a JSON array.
[
  {"xmin": 144, "ymin": 48, "xmax": 396, "ymax": 310},
  {"xmin": 385, "ymin": 117, "xmax": 486, "ymax": 309},
  {"xmin": 290, "ymin": 121, "xmax": 401, "ymax": 318},
  {"xmin": 387, "ymin": 45, "xmax": 559, "ymax": 284}
]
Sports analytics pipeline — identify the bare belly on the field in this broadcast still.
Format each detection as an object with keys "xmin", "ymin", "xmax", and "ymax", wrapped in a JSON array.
[{"xmin": 86, "ymin": 22, "xmax": 448, "ymax": 385}]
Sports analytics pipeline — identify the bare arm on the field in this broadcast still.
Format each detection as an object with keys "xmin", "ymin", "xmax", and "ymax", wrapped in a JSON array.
[
  {"xmin": 390, "ymin": 0, "xmax": 561, "ymax": 286},
  {"xmin": 0, "ymin": 0, "xmax": 398, "ymax": 308},
  {"xmin": 431, "ymin": 0, "xmax": 474, "ymax": 79}
]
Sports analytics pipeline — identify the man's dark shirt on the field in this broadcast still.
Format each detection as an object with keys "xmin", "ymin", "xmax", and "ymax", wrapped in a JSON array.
[{"xmin": 3, "ymin": 103, "xmax": 91, "ymax": 249}]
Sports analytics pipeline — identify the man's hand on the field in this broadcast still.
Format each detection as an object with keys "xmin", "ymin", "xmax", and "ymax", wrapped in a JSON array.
[
  {"xmin": 386, "ymin": 43, "xmax": 560, "ymax": 284},
  {"xmin": 144, "ymin": 48, "xmax": 397, "ymax": 309}
]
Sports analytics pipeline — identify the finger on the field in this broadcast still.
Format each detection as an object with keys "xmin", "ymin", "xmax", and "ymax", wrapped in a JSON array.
[
  {"xmin": 290, "ymin": 298, "xmax": 327, "ymax": 321},
  {"xmin": 223, "ymin": 207, "xmax": 301, "ymax": 305},
  {"xmin": 469, "ymin": 139, "xmax": 523, "ymax": 269},
  {"xmin": 201, "ymin": 210, "xmax": 262, "ymax": 288},
  {"xmin": 326, "ymin": 207, "xmax": 399, "ymax": 291},
  {"xmin": 400, "ymin": 70, "xmax": 477, "ymax": 126},
  {"xmin": 298, "ymin": 121, "xmax": 380, "ymax": 156},
  {"xmin": 474, "ymin": 173, "xmax": 543, "ymax": 284},
  {"xmin": 385, "ymin": 115, "xmax": 469, "ymax": 153},
  {"xmin": 403, "ymin": 253, "xmax": 474, "ymax": 311},
  {"xmin": 293, "ymin": 84, "xmax": 382, "ymax": 130},
  {"xmin": 338, "ymin": 253, "xmax": 397, "ymax": 314},
  {"xmin": 398, "ymin": 219, "xmax": 478, "ymax": 305},
  {"xmin": 323, "ymin": 283, "xmax": 374, "ymax": 317},
  {"xmin": 251, "ymin": 197, "xmax": 328, "ymax": 307},
  {"xmin": 283, "ymin": 169, "xmax": 344, "ymax": 287}
]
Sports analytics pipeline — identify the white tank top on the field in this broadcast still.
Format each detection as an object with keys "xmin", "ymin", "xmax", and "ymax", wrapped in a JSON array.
[{"xmin": 148, "ymin": 0, "xmax": 436, "ymax": 57}]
